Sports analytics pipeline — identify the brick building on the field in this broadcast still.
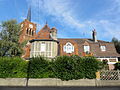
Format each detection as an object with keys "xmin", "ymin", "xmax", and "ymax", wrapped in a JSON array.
[{"xmin": 19, "ymin": 9, "xmax": 120, "ymax": 70}]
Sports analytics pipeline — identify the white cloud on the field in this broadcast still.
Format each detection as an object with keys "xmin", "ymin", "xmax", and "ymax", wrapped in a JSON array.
[
  {"xmin": 84, "ymin": 0, "xmax": 120, "ymax": 40},
  {"xmin": 26, "ymin": 0, "xmax": 120, "ymax": 40},
  {"xmin": 84, "ymin": 19, "xmax": 120, "ymax": 41},
  {"xmin": 99, "ymin": 20, "xmax": 120, "ymax": 39},
  {"xmin": 26, "ymin": 0, "xmax": 85, "ymax": 29}
]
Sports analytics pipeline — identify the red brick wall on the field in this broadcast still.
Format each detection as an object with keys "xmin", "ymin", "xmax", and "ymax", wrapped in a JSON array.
[
  {"xmin": 59, "ymin": 39, "xmax": 79, "ymax": 56},
  {"xmin": 19, "ymin": 19, "xmax": 36, "ymax": 58},
  {"xmin": 19, "ymin": 19, "xmax": 36, "ymax": 43}
]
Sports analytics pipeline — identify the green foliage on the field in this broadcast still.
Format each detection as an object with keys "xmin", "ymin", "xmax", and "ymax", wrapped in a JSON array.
[
  {"xmin": 52, "ymin": 56, "xmax": 102, "ymax": 80},
  {"xmin": 0, "ymin": 19, "xmax": 22, "ymax": 57},
  {"xmin": 0, "ymin": 56, "xmax": 104, "ymax": 80},
  {"xmin": 81, "ymin": 56, "xmax": 101, "ymax": 79},
  {"xmin": 52, "ymin": 56, "xmax": 78, "ymax": 80},
  {"xmin": 114, "ymin": 61, "xmax": 120, "ymax": 70},
  {"xmin": 112, "ymin": 37, "xmax": 120, "ymax": 54},
  {"xmin": 29, "ymin": 56, "xmax": 54, "ymax": 78},
  {"xmin": 0, "ymin": 57, "xmax": 28, "ymax": 78}
]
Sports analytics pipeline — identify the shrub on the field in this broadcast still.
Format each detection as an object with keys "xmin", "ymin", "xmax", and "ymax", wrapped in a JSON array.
[
  {"xmin": 114, "ymin": 61, "xmax": 120, "ymax": 70},
  {"xmin": 52, "ymin": 56, "xmax": 76, "ymax": 80},
  {"xmin": 0, "ymin": 56, "xmax": 104, "ymax": 80},
  {"xmin": 29, "ymin": 56, "xmax": 53, "ymax": 78},
  {"xmin": 81, "ymin": 56, "xmax": 102, "ymax": 79},
  {"xmin": 0, "ymin": 57, "xmax": 28, "ymax": 78},
  {"xmin": 52, "ymin": 56, "xmax": 101, "ymax": 80}
]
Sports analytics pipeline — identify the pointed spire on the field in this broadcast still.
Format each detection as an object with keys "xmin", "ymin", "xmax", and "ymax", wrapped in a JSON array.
[
  {"xmin": 27, "ymin": 6, "xmax": 31, "ymax": 21},
  {"xmin": 45, "ymin": 21, "xmax": 48, "ymax": 25}
]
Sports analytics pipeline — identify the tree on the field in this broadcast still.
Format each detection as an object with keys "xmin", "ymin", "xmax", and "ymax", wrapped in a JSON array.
[
  {"xmin": 112, "ymin": 37, "xmax": 120, "ymax": 54},
  {"xmin": 0, "ymin": 19, "xmax": 22, "ymax": 57}
]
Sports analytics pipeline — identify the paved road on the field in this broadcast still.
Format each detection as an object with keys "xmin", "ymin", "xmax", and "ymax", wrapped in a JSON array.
[{"xmin": 0, "ymin": 86, "xmax": 120, "ymax": 90}]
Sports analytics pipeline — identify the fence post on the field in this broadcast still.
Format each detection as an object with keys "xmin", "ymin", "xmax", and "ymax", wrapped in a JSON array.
[{"xmin": 96, "ymin": 71, "xmax": 100, "ymax": 80}]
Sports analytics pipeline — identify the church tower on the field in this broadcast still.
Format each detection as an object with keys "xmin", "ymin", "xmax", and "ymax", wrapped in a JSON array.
[
  {"xmin": 19, "ymin": 7, "xmax": 37, "ymax": 59},
  {"xmin": 19, "ymin": 7, "xmax": 36, "ymax": 43}
]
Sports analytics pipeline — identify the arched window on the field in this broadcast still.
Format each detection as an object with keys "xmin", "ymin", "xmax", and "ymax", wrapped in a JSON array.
[
  {"xmin": 26, "ymin": 28, "xmax": 29, "ymax": 34},
  {"xmin": 63, "ymin": 42, "xmax": 74, "ymax": 53},
  {"xmin": 29, "ymin": 29, "xmax": 31, "ymax": 35},
  {"xmin": 32, "ymin": 31, "xmax": 34, "ymax": 36}
]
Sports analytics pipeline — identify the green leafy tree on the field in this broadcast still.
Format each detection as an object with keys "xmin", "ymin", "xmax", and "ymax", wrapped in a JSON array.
[
  {"xmin": 112, "ymin": 37, "xmax": 120, "ymax": 54},
  {"xmin": 0, "ymin": 19, "xmax": 22, "ymax": 57}
]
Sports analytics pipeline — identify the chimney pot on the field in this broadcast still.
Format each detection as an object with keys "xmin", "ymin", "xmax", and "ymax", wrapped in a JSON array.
[{"xmin": 92, "ymin": 29, "xmax": 97, "ymax": 42}]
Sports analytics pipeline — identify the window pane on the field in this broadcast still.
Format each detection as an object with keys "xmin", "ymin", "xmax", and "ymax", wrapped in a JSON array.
[
  {"xmin": 41, "ymin": 43, "xmax": 46, "ymax": 52},
  {"xmin": 84, "ymin": 46, "xmax": 90, "ymax": 52},
  {"xmin": 63, "ymin": 42, "xmax": 74, "ymax": 53},
  {"xmin": 100, "ymin": 46, "xmax": 106, "ymax": 51}
]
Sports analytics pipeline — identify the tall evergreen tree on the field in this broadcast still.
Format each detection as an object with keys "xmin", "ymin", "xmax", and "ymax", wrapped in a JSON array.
[{"xmin": 0, "ymin": 19, "xmax": 22, "ymax": 57}]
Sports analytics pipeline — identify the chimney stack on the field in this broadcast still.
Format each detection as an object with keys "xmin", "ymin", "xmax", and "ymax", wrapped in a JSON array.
[{"xmin": 92, "ymin": 29, "xmax": 97, "ymax": 42}]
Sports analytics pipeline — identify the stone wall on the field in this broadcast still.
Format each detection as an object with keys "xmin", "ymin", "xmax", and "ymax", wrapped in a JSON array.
[
  {"xmin": 0, "ymin": 78, "xmax": 120, "ymax": 86},
  {"xmin": 0, "ymin": 78, "xmax": 26, "ymax": 86}
]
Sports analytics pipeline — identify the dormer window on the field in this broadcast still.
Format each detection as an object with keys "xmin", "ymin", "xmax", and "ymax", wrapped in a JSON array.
[
  {"xmin": 84, "ymin": 45, "xmax": 90, "ymax": 53},
  {"xmin": 100, "ymin": 46, "xmax": 106, "ymax": 51},
  {"xmin": 63, "ymin": 42, "xmax": 74, "ymax": 53}
]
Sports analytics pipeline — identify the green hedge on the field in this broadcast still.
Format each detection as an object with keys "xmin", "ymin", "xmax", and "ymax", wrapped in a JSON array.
[
  {"xmin": 0, "ymin": 56, "xmax": 103, "ymax": 80},
  {"xmin": 0, "ymin": 57, "xmax": 28, "ymax": 78},
  {"xmin": 52, "ymin": 56, "xmax": 102, "ymax": 80},
  {"xmin": 28, "ymin": 56, "xmax": 102, "ymax": 80},
  {"xmin": 29, "ymin": 57, "xmax": 54, "ymax": 78}
]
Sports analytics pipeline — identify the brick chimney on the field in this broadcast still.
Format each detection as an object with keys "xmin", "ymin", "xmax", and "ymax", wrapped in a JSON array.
[{"xmin": 92, "ymin": 29, "xmax": 97, "ymax": 42}]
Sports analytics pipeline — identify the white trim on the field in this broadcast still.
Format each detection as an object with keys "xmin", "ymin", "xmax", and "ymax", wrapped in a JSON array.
[
  {"xmin": 84, "ymin": 45, "xmax": 90, "ymax": 52},
  {"xmin": 97, "ymin": 57, "xmax": 118, "ymax": 64},
  {"xmin": 63, "ymin": 42, "xmax": 74, "ymax": 53},
  {"xmin": 34, "ymin": 42, "xmax": 36, "ymax": 57},
  {"xmin": 50, "ymin": 42, "xmax": 52, "ymax": 57},
  {"xmin": 100, "ymin": 46, "xmax": 106, "ymax": 51}
]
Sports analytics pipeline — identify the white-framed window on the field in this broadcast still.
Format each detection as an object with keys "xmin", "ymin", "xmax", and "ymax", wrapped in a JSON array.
[
  {"xmin": 29, "ymin": 24, "xmax": 33, "ymax": 28},
  {"xmin": 100, "ymin": 46, "xmax": 106, "ymax": 51},
  {"xmin": 40, "ymin": 42, "xmax": 46, "ymax": 52},
  {"xmin": 63, "ymin": 42, "xmax": 74, "ymax": 53},
  {"xmin": 84, "ymin": 45, "xmax": 90, "ymax": 53}
]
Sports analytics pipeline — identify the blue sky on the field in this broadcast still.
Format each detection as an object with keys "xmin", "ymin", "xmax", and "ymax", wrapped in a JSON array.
[{"xmin": 0, "ymin": 0, "xmax": 120, "ymax": 41}]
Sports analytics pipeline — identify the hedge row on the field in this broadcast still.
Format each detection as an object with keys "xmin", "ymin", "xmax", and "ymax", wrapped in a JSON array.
[
  {"xmin": 0, "ymin": 57, "xmax": 28, "ymax": 78},
  {"xmin": 0, "ymin": 56, "xmax": 104, "ymax": 80},
  {"xmin": 29, "ymin": 56, "xmax": 103, "ymax": 80}
]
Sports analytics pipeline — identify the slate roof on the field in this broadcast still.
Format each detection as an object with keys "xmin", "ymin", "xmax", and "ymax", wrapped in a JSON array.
[{"xmin": 58, "ymin": 38, "xmax": 120, "ymax": 57}]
